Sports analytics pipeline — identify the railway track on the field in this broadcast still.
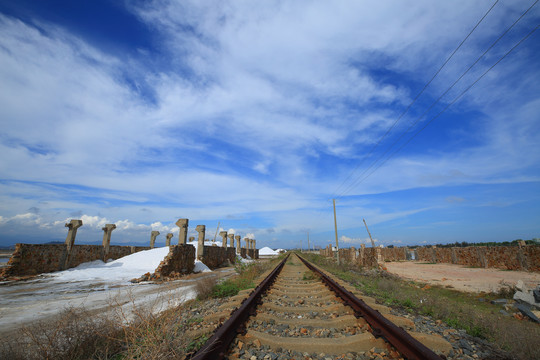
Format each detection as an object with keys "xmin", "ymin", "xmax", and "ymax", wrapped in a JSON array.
[{"xmin": 193, "ymin": 254, "xmax": 452, "ymax": 359}]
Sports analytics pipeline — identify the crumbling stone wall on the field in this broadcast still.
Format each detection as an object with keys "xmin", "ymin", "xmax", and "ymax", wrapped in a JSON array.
[
  {"xmin": 408, "ymin": 245, "xmax": 540, "ymax": 272},
  {"xmin": 0, "ymin": 243, "xmax": 151, "ymax": 278},
  {"xmin": 240, "ymin": 248, "xmax": 247, "ymax": 258},
  {"xmin": 202, "ymin": 245, "xmax": 232, "ymax": 269},
  {"xmin": 320, "ymin": 245, "xmax": 333, "ymax": 257},
  {"xmin": 522, "ymin": 246, "xmax": 540, "ymax": 271},
  {"xmin": 151, "ymin": 244, "xmax": 195, "ymax": 278},
  {"xmin": 356, "ymin": 247, "xmax": 379, "ymax": 268},
  {"xmin": 227, "ymin": 248, "xmax": 237, "ymax": 263},
  {"xmin": 339, "ymin": 248, "xmax": 356, "ymax": 263},
  {"xmin": 381, "ymin": 247, "xmax": 407, "ymax": 261}
]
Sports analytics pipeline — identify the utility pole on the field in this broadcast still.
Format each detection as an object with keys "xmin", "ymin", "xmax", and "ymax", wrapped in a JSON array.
[
  {"xmin": 212, "ymin": 221, "xmax": 220, "ymax": 243},
  {"xmin": 307, "ymin": 230, "xmax": 310, "ymax": 254},
  {"xmin": 363, "ymin": 218, "xmax": 376, "ymax": 248},
  {"xmin": 333, "ymin": 198, "xmax": 340, "ymax": 264}
]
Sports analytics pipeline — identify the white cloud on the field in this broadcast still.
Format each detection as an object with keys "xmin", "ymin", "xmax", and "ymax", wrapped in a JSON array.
[{"xmin": 0, "ymin": 2, "xmax": 539, "ymax": 247}]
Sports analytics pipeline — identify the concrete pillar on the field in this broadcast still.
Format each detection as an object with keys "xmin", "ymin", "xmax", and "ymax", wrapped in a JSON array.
[
  {"xmin": 150, "ymin": 231, "xmax": 160, "ymax": 248},
  {"xmin": 253, "ymin": 239, "xmax": 256, "ymax": 249},
  {"xmin": 219, "ymin": 231, "xmax": 228, "ymax": 247},
  {"xmin": 244, "ymin": 237, "xmax": 250, "ymax": 250},
  {"xmin": 176, "ymin": 218, "xmax": 189, "ymax": 245},
  {"xmin": 228, "ymin": 233, "xmax": 235, "ymax": 249},
  {"xmin": 196, "ymin": 225, "xmax": 205, "ymax": 260},
  {"xmin": 360, "ymin": 244, "xmax": 366, "ymax": 266},
  {"xmin": 101, "ymin": 224, "xmax": 116, "ymax": 258},
  {"xmin": 235, "ymin": 236, "xmax": 240, "ymax": 254},
  {"xmin": 65, "ymin": 219, "xmax": 83, "ymax": 252},
  {"xmin": 233, "ymin": 235, "xmax": 239, "ymax": 249},
  {"xmin": 63, "ymin": 219, "xmax": 83, "ymax": 270},
  {"xmin": 166, "ymin": 233, "xmax": 173, "ymax": 246}
]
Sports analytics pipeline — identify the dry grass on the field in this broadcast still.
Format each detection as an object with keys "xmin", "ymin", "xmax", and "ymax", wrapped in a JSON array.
[
  {"xmin": 195, "ymin": 275, "xmax": 218, "ymax": 300},
  {"xmin": 0, "ymin": 307, "xmax": 121, "ymax": 360},
  {"xmin": 0, "ymin": 292, "xmax": 208, "ymax": 360}
]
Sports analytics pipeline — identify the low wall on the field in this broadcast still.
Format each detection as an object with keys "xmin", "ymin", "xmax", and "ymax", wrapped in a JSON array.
[
  {"xmin": 320, "ymin": 245, "xmax": 333, "ymax": 258},
  {"xmin": 318, "ymin": 243, "xmax": 540, "ymax": 272},
  {"xmin": 240, "ymin": 248, "xmax": 247, "ymax": 258},
  {"xmin": 381, "ymin": 247, "xmax": 408, "ymax": 261},
  {"xmin": 339, "ymin": 247, "xmax": 357, "ymax": 263},
  {"xmin": 227, "ymin": 248, "xmax": 237, "ymax": 263},
  {"xmin": 0, "ymin": 243, "xmax": 151, "ymax": 278},
  {"xmin": 152, "ymin": 245, "xmax": 195, "ymax": 279},
  {"xmin": 357, "ymin": 247, "xmax": 379, "ymax": 268},
  {"xmin": 202, "ymin": 245, "xmax": 233, "ymax": 269},
  {"xmin": 413, "ymin": 245, "xmax": 540, "ymax": 271}
]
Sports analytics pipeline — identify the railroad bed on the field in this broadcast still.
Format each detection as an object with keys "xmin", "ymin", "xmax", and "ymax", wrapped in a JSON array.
[{"xmin": 193, "ymin": 254, "xmax": 452, "ymax": 359}]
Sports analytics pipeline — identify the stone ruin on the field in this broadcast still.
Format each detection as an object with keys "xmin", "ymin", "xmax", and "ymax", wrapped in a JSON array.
[{"xmin": 1, "ymin": 217, "xmax": 260, "ymax": 280}]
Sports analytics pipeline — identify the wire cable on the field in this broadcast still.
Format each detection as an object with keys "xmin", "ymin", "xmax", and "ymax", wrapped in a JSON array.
[
  {"xmin": 330, "ymin": 0, "xmax": 500, "ymax": 197},
  {"xmin": 336, "ymin": 0, "xmax": 538, "ymax": 198},
  {"xmin": 341, "ymin": 22, "xmax": 540, "ymax": 193}
]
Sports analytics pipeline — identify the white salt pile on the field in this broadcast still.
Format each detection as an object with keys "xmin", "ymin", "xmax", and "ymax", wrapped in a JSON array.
[
  {"xmin": 49, "ymin": 245, "xmax": 213, "ymax": 282},
  {"xmin": 259, "ymin": 246, "xmax": 279, "ymax": 256},
  {"xmin": 50, "ymin": 247, "xmax": 171, "ymax": 282}
]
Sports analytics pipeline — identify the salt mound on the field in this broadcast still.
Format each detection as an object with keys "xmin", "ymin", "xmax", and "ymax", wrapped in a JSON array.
[
  {"xmin": 259, "ymin": 246, "xmax": 278, "ymax": 255},
  {"xmin": 50, "ymin": 247, "xmax": 171, "ymax": 282}
]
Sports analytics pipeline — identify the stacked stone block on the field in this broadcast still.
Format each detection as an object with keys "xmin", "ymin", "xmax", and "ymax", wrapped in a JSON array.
[{"xmin": 151, "ymin": 244, "xmax": 196, "ymax": 279}]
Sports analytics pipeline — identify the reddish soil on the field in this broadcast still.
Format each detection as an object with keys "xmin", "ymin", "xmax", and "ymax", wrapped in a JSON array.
[{"xmin": 384, "ymin": 261, "xmax": 540, "ymax": 293}]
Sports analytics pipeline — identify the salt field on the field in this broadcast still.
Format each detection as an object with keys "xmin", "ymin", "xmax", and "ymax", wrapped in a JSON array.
[{"xmin": 0, "ymin": 247, "xmax": 232, "ymax": 336}]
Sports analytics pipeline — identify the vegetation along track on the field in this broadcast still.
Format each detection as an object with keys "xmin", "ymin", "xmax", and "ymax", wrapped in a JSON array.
[{"xmin": 192, "ymin": 254, "xmax": 452, "ymax": 359}]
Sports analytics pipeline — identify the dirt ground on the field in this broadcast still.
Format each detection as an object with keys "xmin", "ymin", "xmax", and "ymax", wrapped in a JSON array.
[{"xmin": 384, "ymin": 261, "xmax": 540, "ymax": 293}]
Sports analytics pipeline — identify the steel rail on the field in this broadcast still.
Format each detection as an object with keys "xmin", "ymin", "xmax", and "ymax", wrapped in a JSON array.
[
  {"xmin": 190, "ymin": 254, "xmax": 289, "ymax": 360},
  {"xmin": 297, "ymin": 253, "xmax": 443, "ymax": 360}
]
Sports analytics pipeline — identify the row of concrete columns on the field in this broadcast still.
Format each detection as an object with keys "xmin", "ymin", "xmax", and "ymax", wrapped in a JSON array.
[
  {"xmin": 64, "ymin": 218, "xmax": 257, "ymax": 260},
  {"xmin": 217, "ymin": 231, "xmax": 256, "ymax": 253}
]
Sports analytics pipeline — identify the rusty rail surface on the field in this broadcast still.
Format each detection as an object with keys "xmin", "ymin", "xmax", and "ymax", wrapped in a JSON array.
[
  {"xmin": 191, "ymin": 254, "xmax": 289, "ymax": 360},
  {"xmin": 297, "ymin": 254, "xmax": 443, "ymax": 360}
]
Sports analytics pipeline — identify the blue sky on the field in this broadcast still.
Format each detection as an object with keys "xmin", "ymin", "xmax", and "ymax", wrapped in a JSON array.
[{"xmin": 0, "ymin": 0, "xmax": 539, "ymax": 249}]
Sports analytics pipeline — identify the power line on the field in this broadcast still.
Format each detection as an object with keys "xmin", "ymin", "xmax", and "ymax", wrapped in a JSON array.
[
  {"xmin": 330, "ymin": 0, "xmax": 500, "ymax": 197},
  {"xmin": 342, "ymin": 22, "xmax": 540, "ymax": 193},
  {"xmin": 336, "ymin": 0, "xmax": 539, "ymax": 198}
]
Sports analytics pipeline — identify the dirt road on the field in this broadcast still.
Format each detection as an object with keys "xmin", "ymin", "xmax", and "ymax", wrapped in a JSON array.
[{"xmin": 384, "ymin": 261, "xmax": 540, "ymax": 293}]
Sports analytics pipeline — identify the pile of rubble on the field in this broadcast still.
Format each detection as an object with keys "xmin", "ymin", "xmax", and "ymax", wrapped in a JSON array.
[
  {"xmin": 484, "ymin": 280, "xmax": 540, "ymax": 323},
  {"xmin": 511, "ymin": 280, "xmax": 540, "ymax": 322}
]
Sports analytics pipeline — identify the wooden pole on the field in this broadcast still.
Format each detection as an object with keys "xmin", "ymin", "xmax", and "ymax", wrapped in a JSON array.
[
  {"xmin": 333, "ymin": 199, "xmax": 340, "ymax": 264},
  {"xmin": 363, "ymin": 218, "xmax": 376, "ymax": 248},
  {"xmin": 212, "ymin": 221, "xmax": 220, "ymax": 243}
]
